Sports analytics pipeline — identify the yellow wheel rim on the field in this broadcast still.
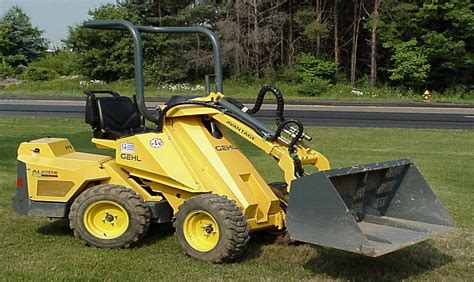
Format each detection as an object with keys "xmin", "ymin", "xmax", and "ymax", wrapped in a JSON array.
[
  {"xmin": 83, "ymin": 200, "xmax": 129, "ymax": 239},
  {"xmin": 183, "ymin": 210, "xmax": 220, "ymax": 252}
]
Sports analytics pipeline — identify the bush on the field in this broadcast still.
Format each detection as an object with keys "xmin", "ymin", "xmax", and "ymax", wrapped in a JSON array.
[
  {"xmin": 297, "ymin": 77, "xmax": 331, "ymax": 97},
  {"xmin": 264, "ymin": 67, "xmax": 299, "ymax": 83},
  {"xmin": 386, "ymin": 39, "xmax": 430, "ymax": 87},
  {"xmin": 23, "ymin": 66, "xmax": 58, "ymax": 81},
  {"xmin": 294, "ymin": 54, "xmax": 335, "ymax": 83},
  {"xmin": 442, "ymin": 85, "xmax": 474, "ymax": 99},
  {"xmin": 29, "ymin": 51, "xmax": 76, "ymax": 76},
  {"xmin": 0, "ymin": 64, "xmax": 14, "ymax": 79}
]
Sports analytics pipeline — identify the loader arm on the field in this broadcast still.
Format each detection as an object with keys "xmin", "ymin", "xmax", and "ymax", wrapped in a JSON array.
[
  {"xmin": 210, "ymin": 105, "xmax": 330, "ymax": 185},
  {"xmin": 162, "ymin": 91, "xmax": 330, "ymax": 186}
]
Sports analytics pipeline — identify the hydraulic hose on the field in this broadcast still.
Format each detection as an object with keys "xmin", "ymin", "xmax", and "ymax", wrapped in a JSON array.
[
  {"xmin": 224, "ymin": 84, "xmax": 285, "ymax": 125},
  {"xmin": 223, "ymin": 85, "xmax": 306, "ymax": 177},
  {"xmin": 223, "ymin": 97, "xmax": 246, "ymax": 110},
  {"xmin": 247, "ymin": 84, "xmax": 285, "ymax": 125},
  {"xmin": 269, "ymin": 119, "xmax": 305, "ymax": 177}
]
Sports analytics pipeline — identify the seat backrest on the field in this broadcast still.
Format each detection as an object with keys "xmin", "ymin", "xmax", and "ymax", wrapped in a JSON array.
[
  {"xmin": 96, "ymin": 96, "xmax": 142, "ymax": 131},
  {"xmin": 85, "ymin": 93, "xmax": 143, "ymax": 139}
]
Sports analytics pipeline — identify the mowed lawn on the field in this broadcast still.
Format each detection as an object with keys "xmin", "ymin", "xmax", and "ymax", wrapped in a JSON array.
[{"xmin": 0, "ymin": 116, "xmax": 472, "ymax": 280}]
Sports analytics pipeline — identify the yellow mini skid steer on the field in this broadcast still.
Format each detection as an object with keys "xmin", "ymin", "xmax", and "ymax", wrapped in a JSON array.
[{"xmin": 13, "ymin": 20, "xmax": 454, "ymax": 263}]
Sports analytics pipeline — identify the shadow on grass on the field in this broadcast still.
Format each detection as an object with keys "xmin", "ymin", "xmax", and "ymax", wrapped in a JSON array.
[
  {"xmin": 36, "ymin": 221, "xmax": 174, "ymax": 247},
  {"xmin": 238, "ymin": 232, "xmax": 295, "ymax": 262},
  {"xmin": 36, "ymin": 219, "xmax": 72, "ymax": 236},
  {"xmin": 303, "ymin": 243, "xmax": 453, "ymax": 281},
  {"xmin": 234, "ymin": 235, "xmax": 265, "ymax": 262},
  {"xmin": 140, "ymin": 224, "xmax": 265, "ymax": 261},
  {"xmin": 140, "ymin": 222, "xmax": 175, "ymax": 246}
]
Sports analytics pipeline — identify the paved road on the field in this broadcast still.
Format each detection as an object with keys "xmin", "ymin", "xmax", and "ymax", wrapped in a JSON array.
[{"xmin": 0, "ymin": 100, "xmax": 473, "ymax": 129}]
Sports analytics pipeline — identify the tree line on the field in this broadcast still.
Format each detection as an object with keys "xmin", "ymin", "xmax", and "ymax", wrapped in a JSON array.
[{"xmin": 1, "ymin": 1, "xmax": 473, "ymax": 95}]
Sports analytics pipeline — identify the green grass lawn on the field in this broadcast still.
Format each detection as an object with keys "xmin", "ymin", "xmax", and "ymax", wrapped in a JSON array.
[
  {"xmin": 1, "ymin": 76, "xmax": 473, "ymax": 103},
  {"xmin": 0, "ymin": 117, "xmax": 472, "ymax": 280}
]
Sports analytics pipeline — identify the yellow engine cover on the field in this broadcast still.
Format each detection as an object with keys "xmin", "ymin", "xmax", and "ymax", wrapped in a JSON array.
[{"xmin": 17, "ymin": 138, "xmax": 112, "ymax": 202}]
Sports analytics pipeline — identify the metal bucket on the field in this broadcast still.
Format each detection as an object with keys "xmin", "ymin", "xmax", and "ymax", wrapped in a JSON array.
[{"xmin": 286, "ymin": 159, "xmax": 455, "ymax": 257}]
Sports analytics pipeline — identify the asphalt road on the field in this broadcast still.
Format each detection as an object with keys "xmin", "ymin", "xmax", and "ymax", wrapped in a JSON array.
[{"xmin": 0, "ymin": 100, "xmax": 473, "ymax": 129}]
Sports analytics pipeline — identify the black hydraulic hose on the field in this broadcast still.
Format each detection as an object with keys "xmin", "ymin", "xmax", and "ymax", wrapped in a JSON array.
[
  {"xmin": 223, "ymin": 84, "xmax": 286, "ymax": 126},
  {"xmin": 269, "ymin": 119, "xmax": 305, "ymax": 177},
  {"xmin": 224, "ymin": 85, "xmax": 306, "ymax": 177},
  {"xmin": 223, "ymin": 97, "xmax": 245, "ymax": 110},
  {"xmin": 225, "ymin": 85, "xmax": 285, "ymax": 125},
  {"xmin": 247, "ymin": 84, "xmax": 285, "ymax": 125}
]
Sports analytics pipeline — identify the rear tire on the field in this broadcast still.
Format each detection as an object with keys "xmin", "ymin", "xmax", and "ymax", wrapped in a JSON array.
[
  {"xmin": 69, "ymin": 184, "xmax": 150, "ymax": 248},
  {"xmin": 174, "ymin": 194, "xmax": 250, "ymax": 263}
]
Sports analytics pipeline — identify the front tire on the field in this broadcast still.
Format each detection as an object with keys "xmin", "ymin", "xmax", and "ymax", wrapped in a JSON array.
[
  {"xmin": 69, "ymin": 184, "xmax": 150, "ymax": 248},
  {"xmin": 174, "ymin": 194, "xmax": 250, "ymax": 263}
]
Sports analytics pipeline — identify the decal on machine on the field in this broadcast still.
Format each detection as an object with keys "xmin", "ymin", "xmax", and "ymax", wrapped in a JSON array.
[
  {"xmin": 149, "ymin": 138, "xmax": 164, "ymax": 148},
  {"xmin": 120, "ymin": 153, "xmax": 142, "ymax": 162},
  {"xmin": 215, "ymin": 144, "xmax": 239, "ymax": 152},
  {"xmin": 225, "ymin": 120, "xmax": 255, "ymax": 140},
  {"xmin": 120, "ymin": 142, "xmax": 135, "ymax": 153},
  {"xmin": 32, "ymin": 169, "xmax": 59, "ymax": 178}
]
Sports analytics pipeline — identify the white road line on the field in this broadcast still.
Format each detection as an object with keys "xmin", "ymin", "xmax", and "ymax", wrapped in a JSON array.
[{"xmin": 465, "ymin": 116, "xmax": 474, "ymax": 118}]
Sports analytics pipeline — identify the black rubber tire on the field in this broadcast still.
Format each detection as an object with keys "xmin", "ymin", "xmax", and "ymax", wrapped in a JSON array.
[
  {"xmin": 265, "ymin": 182, "xmax": 293, "ymax": 244},
  {"xmin": 174, "ymin": 194, "xmax": 250, "ymax": 263},
  {"xmin": 69, "ymin": 184, "xmax": 151, "ymax": 248}
]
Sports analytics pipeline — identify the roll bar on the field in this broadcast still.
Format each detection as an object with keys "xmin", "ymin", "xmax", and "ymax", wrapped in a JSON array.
[{"xmin": 82, "ymin": 20, "xmax": 223, "ymax": 123}]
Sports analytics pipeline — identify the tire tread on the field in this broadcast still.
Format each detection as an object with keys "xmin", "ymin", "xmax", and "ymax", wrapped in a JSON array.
[
  {"xmin": 69, "ymin": 184, "xmax": 150, "ymax": 248},
  {"xmin": 174, "ymin": 194, "xmax": 250, "ymax": 263}
]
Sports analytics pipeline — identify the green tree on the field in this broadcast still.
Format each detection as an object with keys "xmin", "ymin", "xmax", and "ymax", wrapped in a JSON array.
[
  {"xmin": 65, "ymin": 1, "xmax": 218, "ymax": 83},
  {"xmin": 294, "ymin": 54, "xmax": 335, "ymax": 82},
  {"xmin": 416, "ymin": 1, "xmax": 473, "ymax": 88},
  {"xmin": 65, "ymin": 4, "xmax": 140, "ymax": 81},
  {"xmin": 386, "ymin": 39, "xmax": 430, "ymax": 87},
  {"xmin": 29, "ymin": 50, "xmax": 76, "ymax": 76},
  {"xmin": 63, "ymin": 0, "xmax": 473, "ymax": 91},
  {"xmin": 0, "ymin": 22, "xmax": 16, "ymax": 77},
  {"xmin": 0, "ymin": 5, "xmax": 47, "ymax": 67},
  {"xmin": 380, "ymin": 0, "xmax": 473, "ymax": 89}
]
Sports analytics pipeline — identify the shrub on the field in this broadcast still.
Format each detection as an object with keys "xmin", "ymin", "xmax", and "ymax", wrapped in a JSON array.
[
  {"xmin": 294, "ymin": 54, "xmax": 335, "ymax": 83},
  {"xmin": 29, "ymin": 51, "xmax": 76, "ymax": 76},
  {"xmin": 0, "ymin": 64, "xmax": 14, "ymax": 79},
  {"xmin": 23, "ymin": 66, "xmax": 58, "ymax": 81},
  {"xmin": 386, "ymin": 39, "xmax": 430, "ymax": 87},
  {"xmin": 297, "ymin": 77, "xmax": 331, "ymax": 97},
  {"xmin": 265, "ymin": 67, "xmax": 299, "ymax": 83},
  {"xmin": 442, "ymin": 85, "xmax": 474, "ymax": 99}
]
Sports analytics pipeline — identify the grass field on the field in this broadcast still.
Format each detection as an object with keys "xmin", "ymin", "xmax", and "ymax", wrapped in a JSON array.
[
  {"xmin": 0, "ymin": 117, "xmax": 473, "ymax": 280},
  {"xmin": 1, "ymin": 76, "xmax": 473, "ymax": 103}
]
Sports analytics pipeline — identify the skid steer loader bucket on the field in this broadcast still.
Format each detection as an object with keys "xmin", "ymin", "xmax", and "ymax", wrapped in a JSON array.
[{"xmin": 286, "ymin": 158, "xmax": 455, "ymax": 257}]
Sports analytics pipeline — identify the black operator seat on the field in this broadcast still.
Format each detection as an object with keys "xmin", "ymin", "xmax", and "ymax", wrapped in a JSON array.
[{"xmin": 84, "ymin": 90, "xmax": 145, "ymax": 140}]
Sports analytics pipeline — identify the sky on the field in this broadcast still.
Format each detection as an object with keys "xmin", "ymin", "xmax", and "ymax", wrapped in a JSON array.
[{"xmin": 0, "ymin": 0, "xmax": 116, "ymax": 48}]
